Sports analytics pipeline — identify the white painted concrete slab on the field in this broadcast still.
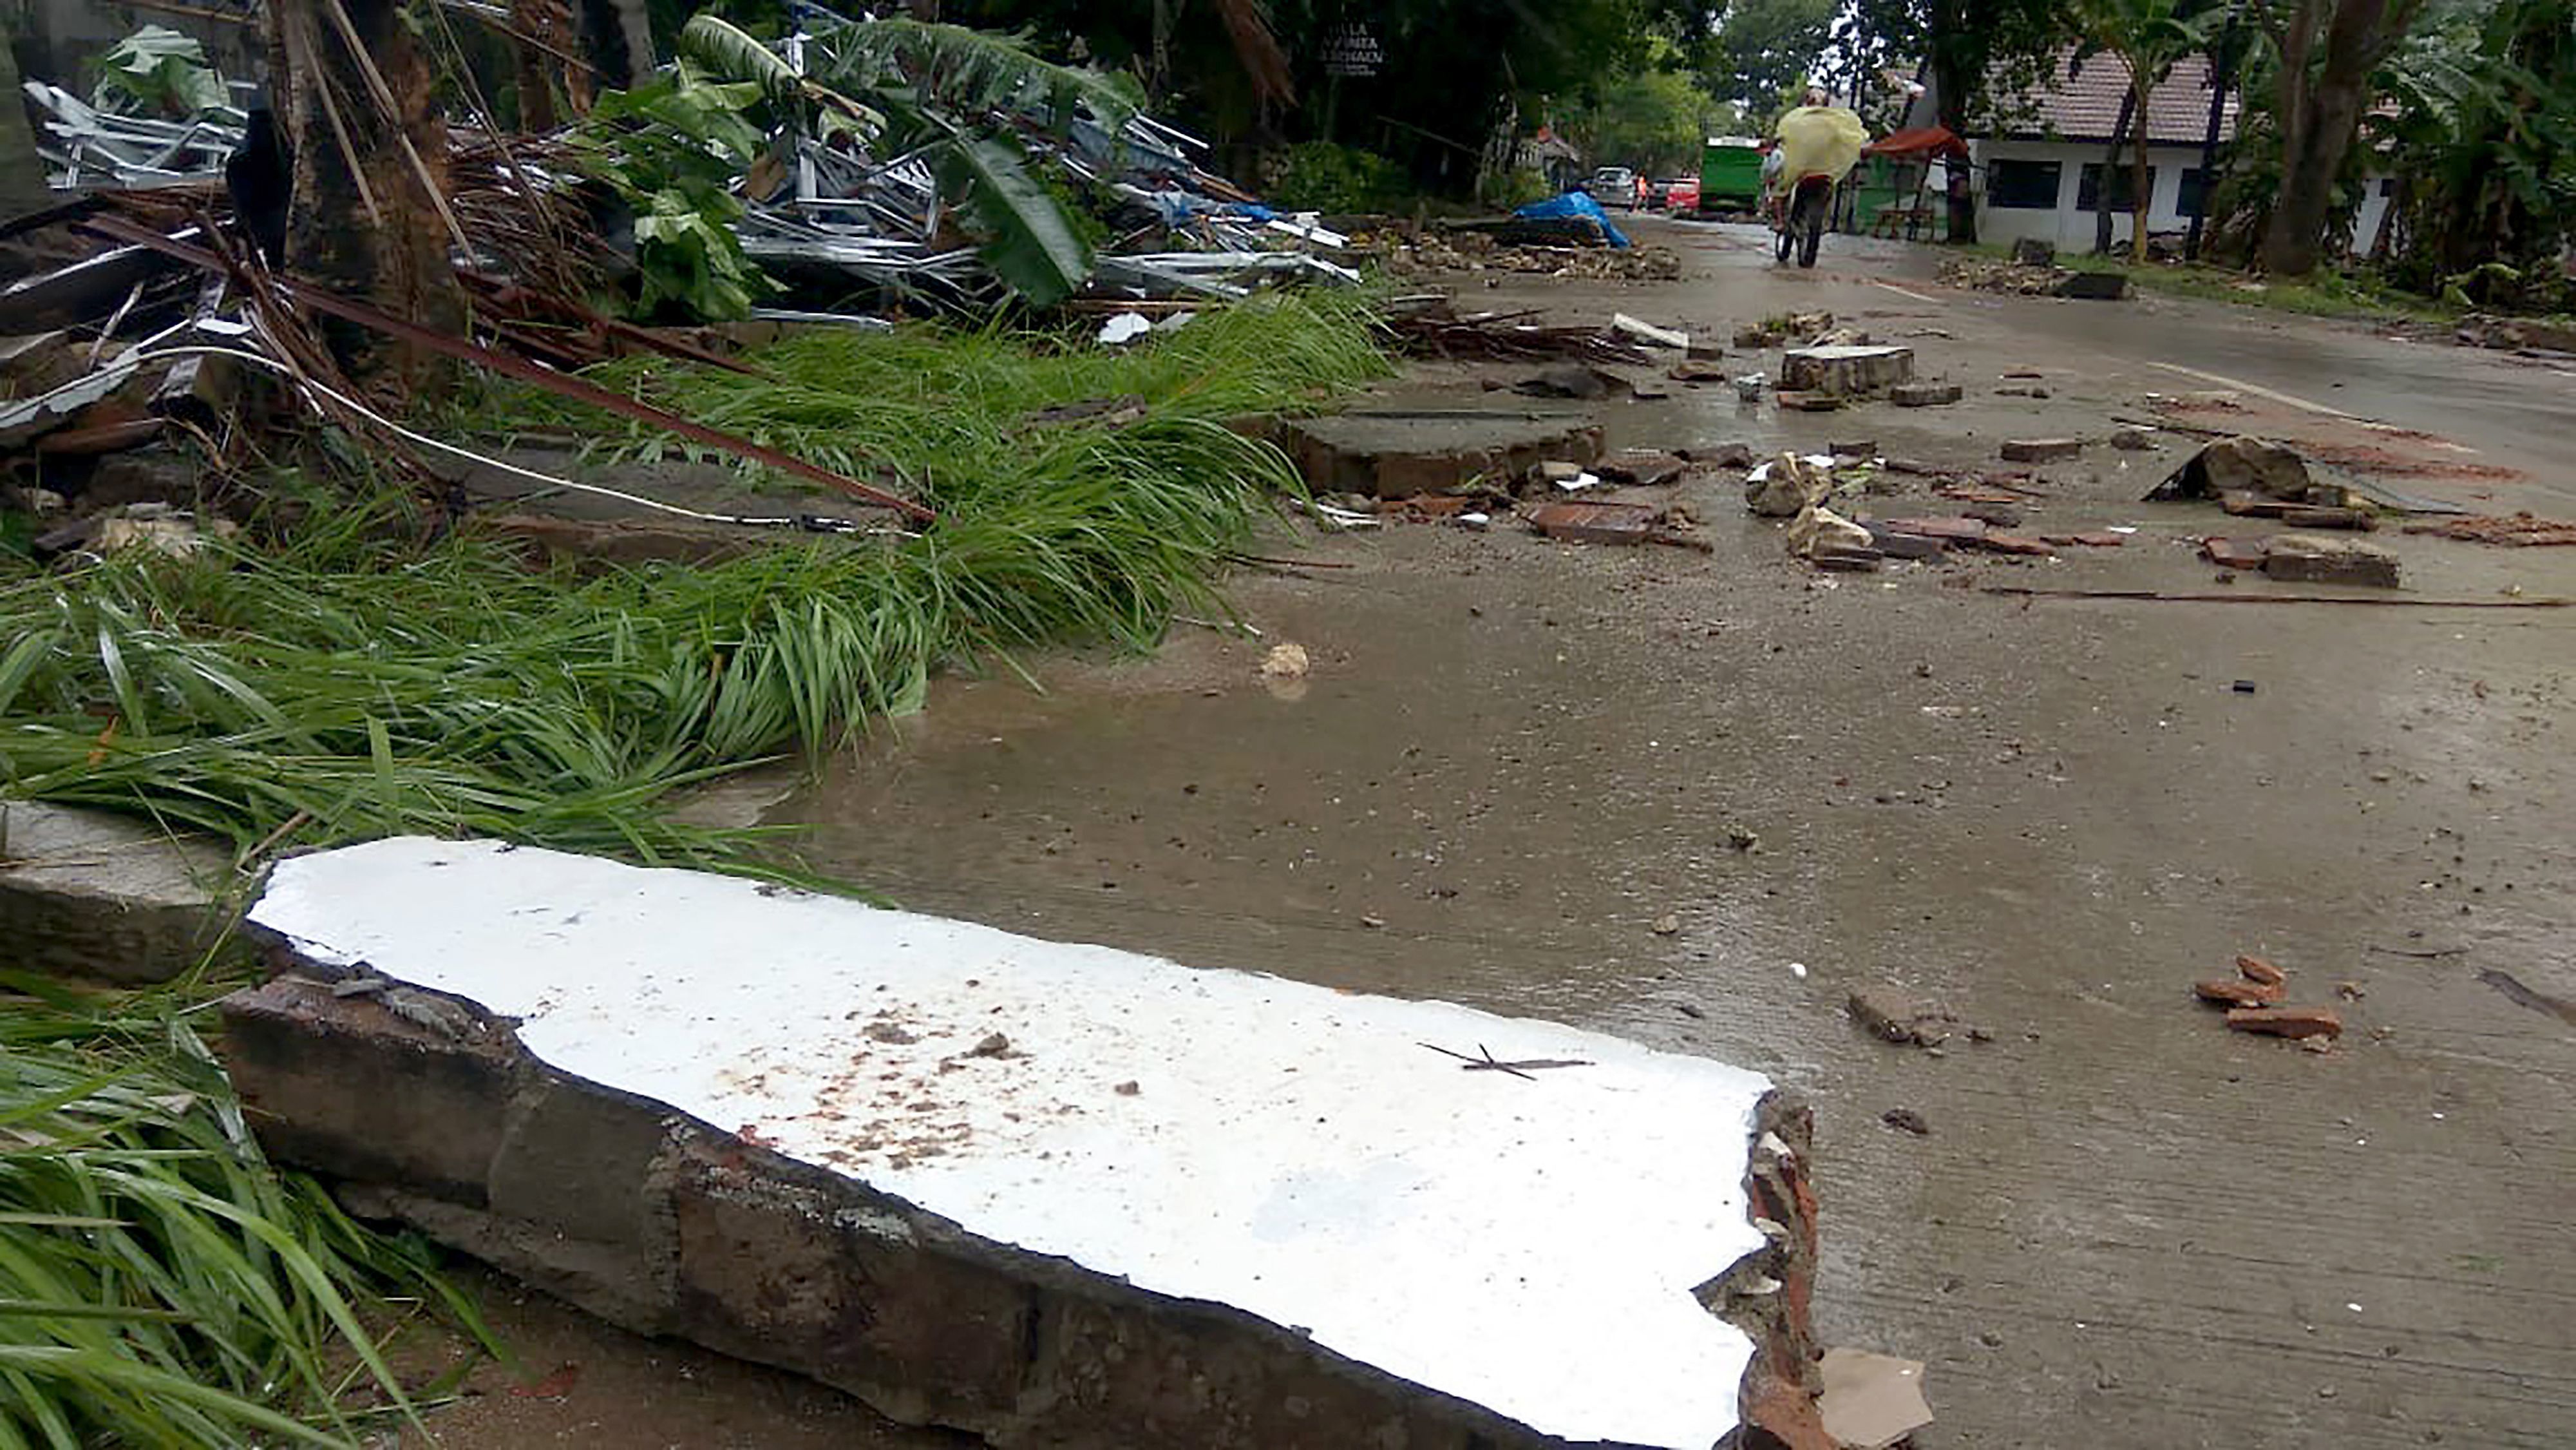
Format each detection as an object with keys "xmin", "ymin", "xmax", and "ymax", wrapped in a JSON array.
[{"xmin": 251, "ymin": 838, "xmax": 1772, "ymax": 1447}]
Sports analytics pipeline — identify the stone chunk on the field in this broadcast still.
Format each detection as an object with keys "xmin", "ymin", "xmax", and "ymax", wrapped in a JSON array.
[
  {"xmin": 1595, "ymin": 448, "xmax": 1692, "ymax": 487},
  {"xmin": 0, "ymin": 801, "xmax": 235, "ymax": 984},
  {"xmin": 2262, "ymin": 533, "xmax": 2402, "ymax": 587},
  {"xmin": 2000, "ymin": 437, "xmax": 2081, "ymax": 463},
  {"xmin": 1779, "ymin": 345, "xmax": 1914, "ymax": 397},
  {"xmin": 1890, "ymin": 383, "xmax": 1962, "ymax": 407},
  {"xmin": 1847, "ymin": 987, "xmax": 1959, "ymax": 1047}
]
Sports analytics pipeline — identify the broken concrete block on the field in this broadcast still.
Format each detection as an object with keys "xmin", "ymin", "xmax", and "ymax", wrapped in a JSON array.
[
  {"xmin": 1596, "ymin": 449, "xmax": 1692, "ymax": 487},
  {"xmin": 1745, "ymin": 454, "xmax": 1828, "ymax": 518},
  {"xmin": 2055, "ymin": 272, "xmax": 2128, "ymax": 300},
  {"xmin": 1779, "ymin": 345, "xmax": 1913, "ymax": 397},
  {"xmin": 1613, "ymin": 313, "xmax": 1690, "ymax": 350},
  {"xmin": 1866, "ymin": 528, "xmax": 1948, "ymax": 560},
  {"xmin": 2277, "ymin": 504, "xmax": 2377, "ymax": 531},
  {"xmin": 0, "ymin": 801, "xmax": 236, "ymax": 983},
  {"xmin": 2262, "ymin": 533, "xmax": 2402, "ymax": 587},
  {"xmin": 1847, "ymin": 987, "xmax": 1958, "ymax": 1047},
  {"xmin": 1774, "ymin": 390, "xmax": 1842, "ymax": 412},
  {"xmin": 239, "ymin": 839, "xmax": 1799, "ymax": 1449},
  {"xmin": 1786, "ymin": 504, "xmax": 1874, "ymax": 561},
  {"xmin": 1283, "ymin": 414, "xmax": 1602, "ymax": 500},
  {"xmin": 2000, "ymin": 437, "xmax": 2081, "ymax": 463},
  {"xmin": 2150, "ymin": 435, "xmax": 2312, "ymax": 502},
  {"xmin": 1889, "ymin": 383, "xmax": 1962, "ymax": 407},
  {"xmin": 1669, "ymin": 359, "xmax": 1731, "ymax": 383}
]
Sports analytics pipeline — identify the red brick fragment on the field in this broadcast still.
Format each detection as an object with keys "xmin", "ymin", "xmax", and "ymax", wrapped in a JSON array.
[
  {"xmin": 2235, "ymin": 955, "xmax": 2286, "ymax": 986},
  {"xmin": 2195, "ymin": 978, "xmax": 2286, "ymax": 1007},
  {"xmin": 2226, "ymin": 1006, "xmax": 2343, "ymax": 1040},
  {"xmin": 2202, "ymin": 537, "xmax": 2270, "ymax": 570}
]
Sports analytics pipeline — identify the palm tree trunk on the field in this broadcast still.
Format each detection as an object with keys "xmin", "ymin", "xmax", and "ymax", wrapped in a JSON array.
[
  {"xmin": 2096, "ymin": 88, "xmax": 2134, "ymax": 254},
  {"xmin": 2130, "ymin": 74, "xmax": 2154, "ymax": 260}
]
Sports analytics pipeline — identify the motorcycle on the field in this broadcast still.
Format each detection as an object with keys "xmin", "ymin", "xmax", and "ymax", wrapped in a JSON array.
[
  {"xmin": 1765, "ymin": 104, "xmax": 1869, "ymax": 271},
  {"xmin": 1770, "ymin": 172, "xmax": 1834, "ymax": 269}
]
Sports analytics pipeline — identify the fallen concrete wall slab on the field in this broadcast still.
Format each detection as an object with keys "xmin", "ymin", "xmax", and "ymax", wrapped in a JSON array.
[
  {"xmin": 231, "ymin": 839, "xmax": 1824, "ymax": 1447},
  {"xmin": 0, "ymin": 799, "xmax": 234, "ymax": 982}
]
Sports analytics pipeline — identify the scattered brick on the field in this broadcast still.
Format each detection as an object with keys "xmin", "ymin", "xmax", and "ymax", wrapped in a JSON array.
[
  {"xmin": 1891, "ymin": 382, "xmax": 1964, "ymax": 407},
  {"xmin": 2236, "ymin": 955, "xmax": 2287, "ymax": 986},
  {"xmin": 2000, "ymin": 437, "xmax": 2081, "ymax": 463},
  {"xmin": 2202, "ymin": 537, "xmax": 2269, "ymax": 571},
  {"xmin": 2226, "ymin": 1006, "xmax": 2344, "ymax": 1040},
  {"xmin": 2195, "ymin": 978, "xmax": 2286, "ymax": 1008}
]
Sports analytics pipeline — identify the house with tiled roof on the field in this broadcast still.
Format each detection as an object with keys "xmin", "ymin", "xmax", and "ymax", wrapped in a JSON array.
[{"xmin": 1916, "ymin": 48, "xmax": 2393, "ymax": 252}]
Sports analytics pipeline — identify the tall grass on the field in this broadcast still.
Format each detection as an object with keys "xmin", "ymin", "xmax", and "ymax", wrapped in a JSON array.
[
  {"xmin": 0, "ymin": 976, "xmax": 494, "ymax": 1447},
  {"xmin": 0, "ymin": 294, "xmax": 1386, "ymax": 873}
]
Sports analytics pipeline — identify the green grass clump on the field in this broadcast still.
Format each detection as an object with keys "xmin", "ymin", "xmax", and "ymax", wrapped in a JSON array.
[
  {"xmin": 0, "ymin": 294, "xmax": 1388, "ymax": 876},
  {"xmin": 0, "ymin": 978, "xmax": 493, "ymax": 1447}
]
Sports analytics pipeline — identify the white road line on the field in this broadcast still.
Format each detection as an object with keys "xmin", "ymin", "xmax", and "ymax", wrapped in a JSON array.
[
  {"xmin": 2147, "ymin": 361, "xmax": 2485, "ymax": 455},
  {"xmin": 2146, "ymin": 361, "xmax": 2356, "ymax": 419},
  {"xmin": 1872, "ymin": 280, "xmax": 1940, "ymax": 304}
]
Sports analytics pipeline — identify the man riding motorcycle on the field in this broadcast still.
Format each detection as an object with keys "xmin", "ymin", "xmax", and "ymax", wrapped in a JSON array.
[{"xmin": 1765, "ymin": 88, "xmax": 1870, "ymax": 269}]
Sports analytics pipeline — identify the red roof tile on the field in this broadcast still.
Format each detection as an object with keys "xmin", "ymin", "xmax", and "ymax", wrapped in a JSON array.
[{"xmin": 1993, "ymin": 50, "xmax": 2240, "ymax": 146}]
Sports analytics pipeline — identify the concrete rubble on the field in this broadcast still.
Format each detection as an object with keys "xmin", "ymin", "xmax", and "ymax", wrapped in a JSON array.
[
  {"xmin": 0, "ymin": 800, "xmax": 234, "ymax": 983},
  {"xmin": 229, "ymin": 837, "xmax": 1834, "ymax": 1449}
]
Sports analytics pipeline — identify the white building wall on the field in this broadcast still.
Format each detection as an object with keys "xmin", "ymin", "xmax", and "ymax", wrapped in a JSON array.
[{"xmin": 1970, "ymin": 139, "xmax": 2216, "ymax": 251}]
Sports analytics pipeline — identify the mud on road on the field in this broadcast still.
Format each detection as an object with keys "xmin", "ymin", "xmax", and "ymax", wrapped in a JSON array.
[{"xmin": 444, "ymin": 218, "xmax": 2576, "ymax": 1447}]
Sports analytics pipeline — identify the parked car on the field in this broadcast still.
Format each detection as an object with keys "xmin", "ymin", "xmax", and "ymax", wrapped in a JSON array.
[
  {"xmin": 1584, "ymin": 166, "xmax": 1638, "ymax": 209},
  {"xmin": 1661, "ymin": 176, "xmax": 1701, "ymax": 213}
]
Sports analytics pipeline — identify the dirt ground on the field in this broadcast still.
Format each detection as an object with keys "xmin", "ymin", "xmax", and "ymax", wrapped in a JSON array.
[{"xmin": 424, "ymin": 218, "xmax": 2576, "ymax": 1447}]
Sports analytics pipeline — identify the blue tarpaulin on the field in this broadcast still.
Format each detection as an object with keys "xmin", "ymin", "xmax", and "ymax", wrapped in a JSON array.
[{"xmin": 1513, "ymin": 191, "xmax": 1631, "ymax": 249}]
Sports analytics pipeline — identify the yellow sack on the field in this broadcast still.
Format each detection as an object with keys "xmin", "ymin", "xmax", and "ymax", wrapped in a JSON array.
[{"xmin": 1774, "ymin": 106, "xmax": 1870, "ymax": 185}]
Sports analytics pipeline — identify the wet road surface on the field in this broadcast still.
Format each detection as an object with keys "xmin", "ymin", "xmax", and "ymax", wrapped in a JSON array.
[{"xmin": 439, "ymin": 218, "xmax": 2576, "ymax": 1447}]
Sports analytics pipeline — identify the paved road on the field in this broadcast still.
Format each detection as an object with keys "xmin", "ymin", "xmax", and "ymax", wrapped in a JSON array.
[{"xmin": 431, "ymin": 220, "xmax": 2576, "ymax": 1448}]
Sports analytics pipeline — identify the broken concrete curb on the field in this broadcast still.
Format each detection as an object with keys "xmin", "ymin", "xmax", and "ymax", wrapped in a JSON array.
[
  {"xmin": 228, "ymin": 839, "xmax": 1828, "ymax": 1449},
  {"xmin": 0, "ymin": 800, "xmax": 236, "ymax": 982}
]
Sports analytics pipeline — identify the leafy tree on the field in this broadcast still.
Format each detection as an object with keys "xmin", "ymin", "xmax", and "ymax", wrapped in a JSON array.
[
  {"xmin": 1838, "ymin": 0, "xmax": 2072, "ymax": 241},
  {"xmin": 942, "ymin": 0, "xmax": 1660, "ymax": 194},
  {"xmin": 2367, "ymin": 0, "xmax": 2575, "ymax": 299},
  {"xmin": 1700, "ymin": 0, "xmax": 1837, "ymax": 112},
  {"xmin": 2250, "ymin": 0, "xmax": 2436, "ymax": 274},
  {"xmin": 2070, "ymin": 0, "xmax": 2217, "ymax": 258},
  {"xmin": 1564, "ymin": 41, "xmax": 1733, "ymax": 176},
  {"xmin": 683, "ymin": 14, "xmax": 1135, "ymax": 308}
]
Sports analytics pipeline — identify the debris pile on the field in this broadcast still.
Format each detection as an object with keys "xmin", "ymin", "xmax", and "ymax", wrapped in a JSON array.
[
  {"xmin": 2195, "ymin": 955, "xmax": 2345, "ymax": 1050},
  {"xmin": 1354, "ymin": 226, "xmax": 1683, "ymax": 282},
  {"xmin": 2402, "ymin": 513, "xmax": 2576, "ymax": 547},
  {"xmin": 1938, "ymin": 256, "xmax": 2069, "ymax": 296},
  {"xmin": 1379, "ymin": 300, "xmax": 1655, "ymax": 366}
]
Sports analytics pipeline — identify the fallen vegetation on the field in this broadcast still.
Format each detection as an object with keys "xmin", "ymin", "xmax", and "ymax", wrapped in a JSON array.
[
  {"xmin": 0, "ymin": 296, "xmax": 1386, "ymax": 879},
  {"xmin": 0, "ymin": 975, "xmax": 497, "ymax": 1446}
]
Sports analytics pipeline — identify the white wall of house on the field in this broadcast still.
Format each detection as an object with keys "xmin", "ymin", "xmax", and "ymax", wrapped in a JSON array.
[
  {"xmin": 1969, "ymin": 139, "xmax": 2217, "ymax": 249},
  {"xmin": 1969, "ymin": 138, "xmax": 2398, "ymax": 256}
]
